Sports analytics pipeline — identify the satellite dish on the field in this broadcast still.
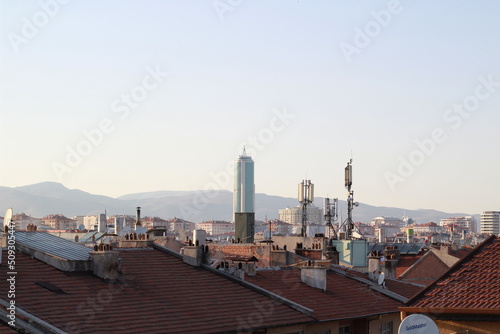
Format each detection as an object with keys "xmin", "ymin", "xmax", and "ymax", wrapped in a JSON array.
[
  {"xmin": 3, "ymin": 208, "xmax": 13, "ymax": 229},
  {"xmin": 378, "ymin": 272, "xmax": 385, "ymax": 285},
  {"xmin": 398, "ymin": 314, "xmax": 439, "ymax": 334}
]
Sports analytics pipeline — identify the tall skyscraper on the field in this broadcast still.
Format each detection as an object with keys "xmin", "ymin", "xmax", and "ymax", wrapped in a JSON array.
[{"xmin": 233, "ymin": 148, "xmax": 255, "ymax": 243}]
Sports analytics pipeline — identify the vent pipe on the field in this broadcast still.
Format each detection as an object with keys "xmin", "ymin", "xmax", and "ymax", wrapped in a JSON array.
[{"xmin": 136, "ymin": 207, "xmax": 141, "ymax": 225}]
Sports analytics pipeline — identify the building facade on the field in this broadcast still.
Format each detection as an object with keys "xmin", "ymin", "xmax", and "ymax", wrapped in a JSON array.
[
  {"xmin": 440, "ymin": 216, "xmax": 477, "ymax": 232},
  {"xmin": 168, "ymin": 218, "xmax": 196, "ymax": 236},
  {"xmin": 233, "ymin": 149, "xmax": 255, "ymax": 242},
  {"xmin": 371, "ymin": 216, "xmax": 405, "ymax": 228},
  {"xmin": 13, "ymin": 213, "xmax": 42, "ymax": 230},
  {"xmin": 82, "ymin": 214, "xmax": 107, "ymax": 231},
  {"xmin": 278, "ymin": 205, "xmax": 323, "ymax": 225},
  {"xmin": 480, "ymin": 211, "xmax": 500, "ymax": 235},
  {"xmin": 197, "ymin": 220, "xmax": 235, "ymax": 236},
  {"xmin": 41, "ymin": 214, "xmax": 77, "ymax": 230}
]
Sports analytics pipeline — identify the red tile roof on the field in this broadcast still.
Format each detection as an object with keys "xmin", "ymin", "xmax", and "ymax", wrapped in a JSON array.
[
  {"xmin": 245, "ymin": 267, "xmax": 423, "ymax": 321},
  {"xmin": 397, "ymin": 251, "xmax": 450, "ymax": 287},
  {"xmin": 0, "ymin": 323, "xmax": 16, "ymax": 334},
  {"xmin": 0, "ymin": 249, "xmax": 313, "ymax": 333},
  {"xmin": 405, "ymin": 236, "xmax": 500, "ymax": 312},
  {"xmin": 331, "ymin": 266, "xmax": 424, "ymax": 300},
  {"xmin": 396, "ymin": 255, "xmax": 423, "ymax": 278}
]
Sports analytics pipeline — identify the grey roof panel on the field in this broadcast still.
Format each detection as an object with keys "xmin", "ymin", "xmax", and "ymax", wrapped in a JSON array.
[
  {"xmin": 15, "ymin": 232, "xmax": 92, "ymax": 261},
  {"xmin": 79, "ymin": 231, "xmax": 105, "ymax": 242}
]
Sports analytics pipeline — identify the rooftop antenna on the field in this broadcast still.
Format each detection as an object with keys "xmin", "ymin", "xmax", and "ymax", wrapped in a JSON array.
[
  {"xmin": 298, "ymin": 179, "xmax": 314, "ymax": 237},
  {"xmin": 324, "ymin": 197, "xmax": 338, "ymax": 239},
  {"xmin": 338, "ymin": 158, "xmax": 364, "ymax": 240}
]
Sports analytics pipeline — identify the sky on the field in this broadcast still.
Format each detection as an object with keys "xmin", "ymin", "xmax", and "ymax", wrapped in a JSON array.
[{"xmin": 1, "ymin": 0, "xmax": 499, "ymax": 215}]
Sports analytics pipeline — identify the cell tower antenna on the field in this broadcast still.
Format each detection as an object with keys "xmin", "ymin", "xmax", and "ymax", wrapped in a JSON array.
[
  {"xmin": 338, "ymin": 158, "xmax": 365, "ymax": 240},
  {"xmin": 324, "ymin": 197, "xmax": 338, "ymax": 239},
  {"xmin": 298, "ymin": 179, "xmax": 314, "ymax": 237}
]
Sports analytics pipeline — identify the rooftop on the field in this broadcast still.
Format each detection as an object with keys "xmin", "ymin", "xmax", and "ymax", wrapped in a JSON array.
[
  {"xmin": 245, "ymin": 266, "xmax": 424, "ymax": 321},
  {"xmin": 0, "ymin": 244, "xmax": 313, "ymax": 333},
  {"xmin": 404, "ymin": 236, "xmax": 500, "ymax": 312}
]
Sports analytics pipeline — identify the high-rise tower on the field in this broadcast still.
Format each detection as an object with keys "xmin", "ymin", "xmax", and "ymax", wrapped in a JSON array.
[{"xmin": 234, "ymin": 148, "xmax": 255, "ymax": 243}]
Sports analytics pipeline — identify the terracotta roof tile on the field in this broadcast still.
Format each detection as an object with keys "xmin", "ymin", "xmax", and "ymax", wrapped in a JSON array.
[
  {"xmin": 332, "ymin": 267, "xmax": 424, "ymax": 299},
  {"xmin": 0, "ymin": 249, "xmax": 313, "ymax": 333},
  {"xmin": 0, "ymin": 322, "xmax": 16, "ymax": 334},
  {"xmin": 407, "ymin": 236, "xmax": 500, "ymax": 311},
  {"xmin": 396, "ymin": 255, "xmax": 423, "ymax": 277},
  {"xmin": 245, "ymin": 267, "xmax": 422, "ymax": 321}
]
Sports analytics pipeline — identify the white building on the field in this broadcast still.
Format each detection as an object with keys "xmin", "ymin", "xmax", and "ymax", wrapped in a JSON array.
[
  {"xmin": 83, "ymin": 214, "xmax": 107, "ymax": 231},
  {"xmin": 13, "ymin": 213, "xmax": 42, "ymax": 230},
  {"xmin": 440, "ymin": 216, "xmax": 477, "ymax": 233},
  {"xmin": 278, "ymin": 205, "xmax": 323, "ymax": 225},
  {"xmin": 197, "ymin": 220, "xmax": 235, "ymax": 236},
  {"xmin": 480, "ymin": 211, "xmax": 500, "ymax": 235},
  {"xmin": 411, "ymin": 222, "xmax": 445, "ymax": 234},
  {"xmin": 371, "ymin": 216, "xmax": 406, "ymax": 228}
]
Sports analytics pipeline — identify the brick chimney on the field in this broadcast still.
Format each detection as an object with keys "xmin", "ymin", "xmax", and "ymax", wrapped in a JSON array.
[
  {"xmin": 325, "ymin": 245, "xmax": 339, "ymax": 265},
  {"xmin": 382, "ymin": 246, "xmax": 399, "ymax": 280},
  {"xmin": 300, "ymin": 265, "xmax": 327, "ymax": 291}
]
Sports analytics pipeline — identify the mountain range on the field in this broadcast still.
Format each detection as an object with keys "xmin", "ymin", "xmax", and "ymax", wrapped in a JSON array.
[{"xmin": 0, "ymin": 182, "xmax": 478, "ymax": 226}]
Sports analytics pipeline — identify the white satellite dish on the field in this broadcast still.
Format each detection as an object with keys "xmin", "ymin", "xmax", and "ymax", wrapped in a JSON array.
[
  {"xmin": 398, "ymin": 314, "xmax": 439, "ymax": 334},
  {"xmin": 378, "ymin": 271, "xmax": 385, "ymax": 285},
  {"xmin": 3, "ymin": 208, "xmax": 13, "ymax": 230}
]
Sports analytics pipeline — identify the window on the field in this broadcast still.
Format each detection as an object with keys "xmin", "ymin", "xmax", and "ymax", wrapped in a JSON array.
[
  {"xmin": 379, "ymin": 321, "xmax": 393, "ymax": 334},
  {"xmin": 339, "ymin": 325, "xmax": 351, "ymax": 334}
]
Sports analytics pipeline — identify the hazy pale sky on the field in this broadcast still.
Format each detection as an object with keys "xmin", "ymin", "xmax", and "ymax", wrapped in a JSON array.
[{"xmin": 1, "ymin": 0, "xmax": 499, "ymax": 215}]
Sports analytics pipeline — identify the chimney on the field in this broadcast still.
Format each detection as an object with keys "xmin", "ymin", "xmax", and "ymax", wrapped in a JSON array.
[
  {"xmin": 182, "ymin": 245, "xmax": 209, "ymax": 267},
  {"xmin": 383, "ymin": 245, "xmax": 400, "ymax": 261},
  {"xmin": 383, "ymin": 258, "xmax": 398, "ymax": 279},
  {"xmin": 378, "ymin": 228, "xmax": 386, "ymax": 243},
  {"xmin": 300, "ymin": 265, "xmax": 327, "ymax": 291},
  {"xmin": 325, "ymin": 245, "xmax": 339, "ymax": 265},
  {"xmin": 241, "ymin": 262, "xmax": 256, "ymax": 277},
  {"xmin": 136, "ymin": 207, "xmax": 141, "ymax": 226},
  {"xmin": 193, "ymin": 229, "xmax": 206, "ymax": 247},
  {"xmin": 368, "ymin": 252, "xmax": 381, "ymax": 273},
  {"xmin": 90, "ymin": 246, "xmax": 121, "ymax": 280},
  {"xmin": 382, "ymin": 246, "xmax": 399, "ymax": 280}
]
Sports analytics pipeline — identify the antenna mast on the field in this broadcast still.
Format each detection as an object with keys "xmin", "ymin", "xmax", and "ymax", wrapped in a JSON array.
[
  {"xmin": 324, "ymin": 197, "xmax": 338, "ymax": 239},
  {"xmin": 298, "ymin": 179, "xmax": 314, "ymax": 237},
  {"xmin": 338, "ymin": 158, "xmax": 364, "ymax": 240}
]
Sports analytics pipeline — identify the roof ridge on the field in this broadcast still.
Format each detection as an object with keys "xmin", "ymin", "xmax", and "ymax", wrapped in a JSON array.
[
  {"xmin": 398, "ymin": 249, "xmax": 448, "ymax": 281},
  {"xmin": 329, "ymin": 267, "xmax": 409, "ymax": 303},
  {"xmin": 200, "ymin": 264, "xmax": 316, "ymax": 318}
]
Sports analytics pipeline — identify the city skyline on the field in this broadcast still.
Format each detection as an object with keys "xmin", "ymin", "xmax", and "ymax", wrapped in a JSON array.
[{"xmin": 2, "ymin": 1, "xmax": 500, "ymax": 215}]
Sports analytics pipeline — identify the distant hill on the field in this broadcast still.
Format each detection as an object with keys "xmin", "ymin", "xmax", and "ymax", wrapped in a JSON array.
[{"xmin": 0, "ymin": 182, "xmax": 478, "ymax": 227}]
